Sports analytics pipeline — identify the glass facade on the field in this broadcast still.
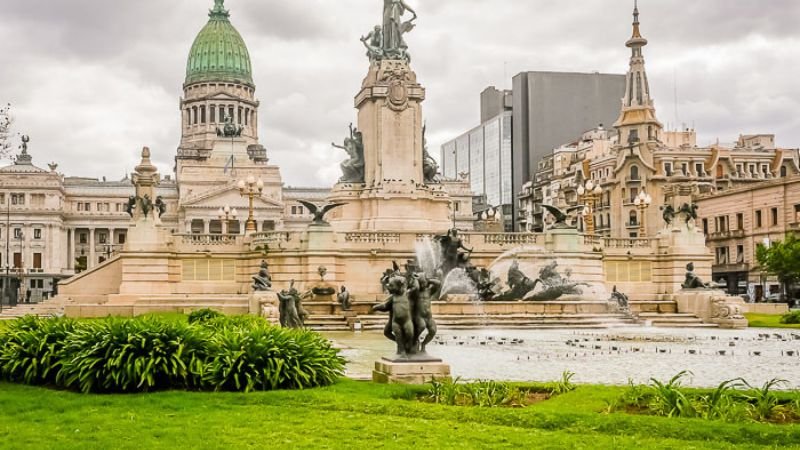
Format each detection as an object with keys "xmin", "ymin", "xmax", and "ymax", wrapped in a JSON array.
[{"xmin": 439, "ymin": 111, "xmax": 513, "ymax": 208}]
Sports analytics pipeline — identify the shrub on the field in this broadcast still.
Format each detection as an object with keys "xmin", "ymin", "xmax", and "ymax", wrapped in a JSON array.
[
  {"xmin": 780, "ymin": 311, "xmax": 800, "ymax": 325},
  {"xmin": 188, "ymin": 308, "xmax": 223, "ymax": 324},
  {"xmin": 57, "ymin": 317, "xmax": 208, "ymax": 393},
  {"xmin": 201, "ymin": 322, "xmax": 345, "ymax": 392},
  {"xmin": 648, "ymin": 371, "xmax": 696, "ymax": 418},
  {"xmin": 426, "ymin": 379, "xmax": 547, "ymax": 408},
  {"xmin": 742, "ymin": 378, "xmax": 789, "ymax": 422},
  {"xmin": 0, "ymin": 316, "xmax": 77, "ymax": 385}
]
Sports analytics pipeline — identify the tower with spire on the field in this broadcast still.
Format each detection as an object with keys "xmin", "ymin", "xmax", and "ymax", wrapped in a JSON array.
[{"xmin": 613, "ymin": 1, "xmax": 663, "ymax": 148}]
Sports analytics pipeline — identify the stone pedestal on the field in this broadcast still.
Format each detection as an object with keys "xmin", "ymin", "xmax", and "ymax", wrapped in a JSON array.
[
  {"xmin": 372, "ymin": 357, "xmax": 451, "ymax": 385},
  {"xmin": 250, "ymin": 292, "xmax": 280, "ymax": 325},
  {"xmin": 674, "ymin": 289, "xmax": 749, "ymax": 329}
]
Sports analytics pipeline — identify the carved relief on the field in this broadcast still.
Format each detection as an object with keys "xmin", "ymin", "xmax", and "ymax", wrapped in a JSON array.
[{"xmin": 379, "ymin": 62, "xmax": 412, "ymax": 112}]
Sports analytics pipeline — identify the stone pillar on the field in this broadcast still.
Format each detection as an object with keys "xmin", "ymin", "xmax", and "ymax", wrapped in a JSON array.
[
  {"xmin": 256, "ymin": 221, "xmax": 262, "ymax": 233},
  {"xmin": 67, "ymin": 228, "xmax": 74, "ymax": 270},
  {"xmin": 221, "ymin": 220, "xmax": 228, "ymax": 235},
  {"xmin": 88, "ymin": 228, "xmax": 96, "ymax": 269},
  {"xmin": 203, "ymin": 220, "xmax": 210, "ymax": 235}
]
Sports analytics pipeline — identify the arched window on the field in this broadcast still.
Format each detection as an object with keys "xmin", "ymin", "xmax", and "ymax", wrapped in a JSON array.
[
  {"xmin": 629, "ymin": 210, "xmax": 638, "ymax": 226},
  {"xmin": 192, "ymin": 107, "xmax": 198, "ymax": 125},
  {"xmin": 630, "ymin": 165, "xmax": 640, "ymax": 181},
  {"xmin": 210, "ymin": 105, "xmax": 216, "ymax": 123},
  {"xmin": 606, "ymin": 214, "xmax": 611, "ymax": 229}
]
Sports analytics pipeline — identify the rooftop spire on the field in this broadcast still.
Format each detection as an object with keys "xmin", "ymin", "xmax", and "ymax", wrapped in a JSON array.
[
  {"xmin": 210, "ymin": 0, "xmax": 230, "ymax": 19},
  {"xmin": 627, "ymin": 0, "xmax": 647, "ymax": 48}
]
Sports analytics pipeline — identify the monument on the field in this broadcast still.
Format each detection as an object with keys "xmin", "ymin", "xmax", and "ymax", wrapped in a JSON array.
[{"xmin": 326, "ymin": 0, "xmax": 451, "ymax": 232}]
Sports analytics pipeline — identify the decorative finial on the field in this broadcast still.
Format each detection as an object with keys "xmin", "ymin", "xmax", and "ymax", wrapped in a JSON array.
[{"xmin": 210, "ymin": 0, "xmax": 229, "ymax": 18}]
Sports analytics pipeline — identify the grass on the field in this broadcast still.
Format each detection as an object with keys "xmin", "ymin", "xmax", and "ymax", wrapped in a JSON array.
[
  {"xmin": 0, "ymin": 381, "xmax": 798, "ymax": 449},
  {"xmin": 746, "ymin": 313, "xmax": 800, "ymax": 329}
]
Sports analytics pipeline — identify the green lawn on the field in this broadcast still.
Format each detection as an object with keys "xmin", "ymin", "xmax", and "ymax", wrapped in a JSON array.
[
  {"xmin": 746, "ymin": 313, "xmax": 800, "ymax": 329},
  {"xmin": 0, "ymin": 381, "xmax": 798, "ymax": 449}
]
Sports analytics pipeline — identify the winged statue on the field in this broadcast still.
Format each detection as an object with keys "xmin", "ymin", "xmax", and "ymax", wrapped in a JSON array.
[{"xmin": 298, "ymin": 200, "xmax": 347, "ymax": 226}]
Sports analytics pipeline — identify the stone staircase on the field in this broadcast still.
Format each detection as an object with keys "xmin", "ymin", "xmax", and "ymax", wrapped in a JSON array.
[
  {"xmin": 638, "ymin": 312, "xmax": 718, "ymax": 328},
  {"xmin": 356, "ymin": 312, "xmax": 638, "ymax": 331},
  {"xmin": 0, "ymin": 299, "xmax": 65, "ymax": 320}
]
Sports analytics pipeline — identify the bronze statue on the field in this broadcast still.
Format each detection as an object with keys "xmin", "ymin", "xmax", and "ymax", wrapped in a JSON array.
[
  {"xmin": 252, "ymin": 260, "xmax": 272, "ymax": 292},
  {"xmin": 382, "ymin": 0, "xmax": 417, "ymax": 61},
  {"xmin": 541, "ymin": 204, "xmax": 583, "ymax": 229},
  {"xmin": 338, "ymin": 286, "xmax": 352, "ymax": 311},
  {"xmin": 217, "ymin": 114, "xmax": 243, "ymax": 138},
  {"xmin": 332, "ymin": 124, "xmax": 365, "ymax": 183},
  {"xmin": 361, "ymin": 25, "xmax": 384, "ymax": 62},
  {"xmin": 682, "ymin": 263, "xmax": 710, "ymax": 289},
  {"xmin": 610, "ymin": 286, "xmax": 630, "ymax": 311},
  {"xmin": 411, "ymin": 274, "xmax": 439, "ymax": 353},
  {"xmin": 125, "ymin": 196, "xmax": 137, "ymax": 218},
  {"xmin": 154, "ymin": 196, "xmax": 167, "ymax": 218},
  {"xmin": 140, "ymin": 195, "xmax": 153, "ymax": 219},
  {"xmin": 297, "ymin": 200, "xmax": 347, "ymax": 226},
  {"xmin": 373, "ymin": 274, "xmax": 415, "ymax": 358},
  {"xmin": 661, "ymin": 204, "xmax": 676, "ymax": 226},
  {"xmin": 678, "ymin": 203, "xmax": 699, "ymax": 226},
  {"xmin": 422, "ymin": 124, "xmax": 439, "ymax": 184},
  {"xmin": 277, "ymin": 281, "xmax": 307, "ymax": 328},
  {"xmin": 435, "ymin": 229, "xmax": 473, "ymax": 279}
]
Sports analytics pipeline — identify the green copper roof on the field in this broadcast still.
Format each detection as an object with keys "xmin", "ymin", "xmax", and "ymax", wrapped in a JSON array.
[{"xmin": 185, "ymin": 0, "xmax": 253, "ymax": 86}]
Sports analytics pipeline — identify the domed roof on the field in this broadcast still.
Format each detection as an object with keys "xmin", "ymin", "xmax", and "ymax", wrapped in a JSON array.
[{"xmin": 185, "ymin": 0, "xmax": 253, "ymax": 87}]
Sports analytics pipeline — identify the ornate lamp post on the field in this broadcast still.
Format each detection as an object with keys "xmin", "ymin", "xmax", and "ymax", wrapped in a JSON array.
[
  {"xmin": 577, "ymin": 180, "xmax": 603, "ymax": 236},
  {"xmin": 237, "ymin": 176, "xmax": 263, "ymax": 233},
  {"xmin": 217, "ymin": 205, "xmax": 239, "ymax": 235},
  {"xmin": 634, "ymin": 190, "xmax": 653, "ymax": 237}
]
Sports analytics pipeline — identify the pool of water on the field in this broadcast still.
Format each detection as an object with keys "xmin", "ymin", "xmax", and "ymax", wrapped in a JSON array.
[{"xmin": 324, "ymin": 327, "xmax": 800, "ymax": 389}]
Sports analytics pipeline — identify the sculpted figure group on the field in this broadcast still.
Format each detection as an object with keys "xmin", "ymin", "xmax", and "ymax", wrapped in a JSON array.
[
  {"xmin": 361, "ymin": 0, "xmax": 418, "ymax": 62},
  {"xmin": 374, "ymin": 261, "xmax": 439, "ymax": 359}
]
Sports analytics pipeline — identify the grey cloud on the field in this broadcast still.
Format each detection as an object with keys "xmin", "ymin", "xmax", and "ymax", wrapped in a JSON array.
[{"xmin": 0, "ymin": 0, "xmax": 798, "ymax": 187}]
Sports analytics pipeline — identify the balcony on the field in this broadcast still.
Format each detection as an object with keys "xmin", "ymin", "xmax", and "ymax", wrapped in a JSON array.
[
  {"xmin": 712, "ymin": 263, "xmax": 750, "ymax": 274},
  {"xmin": 707, "ymin": 230, "xmax": 746, "ymax": 241}
]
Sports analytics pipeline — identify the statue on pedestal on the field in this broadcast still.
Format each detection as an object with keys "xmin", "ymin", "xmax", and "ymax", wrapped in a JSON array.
[
  {"xmin": 297, "ymin": 200, "xmax": 347, "ymax": 226},
  {"xmin": 682, "ymin": 263, "xmax": 711, "ymax": 290},
  {"xmin": 252, "ymin": 260, "xmax": 272, "ymax": 292},
  {"xmin": 361, "ymin": 26, "xmax": 384, "ymax": 62},
  {"xmin": 435, "ymin": 229, "xmax": 473, "ymax": 279},
  {"xmin": 125, "ymin": 196, "xmax": 137, "ymax": 218},
  {"xmin": 338, "ymin": 286, "xmax": 352, "ymax": 311},
  {"xmin": 155, "ymin": 196, "xmax": 167, "ymax": 218},
  {"xmin": 277, "ymin": 281, "xmax": 308, "ymax": 328},
  {"xmin": 332, "ymin": 124, "xmax": 365, "ymax": 183},
  {"xmin": 373, "ymin": 274, "xmax": 415, "ymax": 357},
  {"xmin": 140, "ymin": 195, "xmax": 153, "ymax": 219},
  {"xmin": 678, "ymin": 203, "xmax": 699, "ymax": 227},
  {"xmin": 217, "ymin": 114, "xmax": 243, "ymax": 138},
  {"xmin": 382, "ymin": 0, "xmax": 417, "ymax": 61},
  {"xmin": 422, "ymin": 124, "xmax": 439, "ymax": 184}
]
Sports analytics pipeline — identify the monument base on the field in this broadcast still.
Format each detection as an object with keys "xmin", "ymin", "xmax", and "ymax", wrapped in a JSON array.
[
  {"xmin": 250, "ymin": 292, "xmax": 280, "ymax": 325},
  {"xmin": 372, "ymin": 357, "xmax": 451, "ymax": 384}
]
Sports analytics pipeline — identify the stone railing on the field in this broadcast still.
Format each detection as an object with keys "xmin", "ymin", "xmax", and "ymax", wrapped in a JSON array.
[
  {"xmin": 603, "ymin": 237, "xmax": 655, "ymax": 249},
  {"xmin": 178, "ymin": 234, "xmax": 243, "ymax": 246},
  {"xmin": 250, "ymin": 232, "xmax": 292, "ymax": 244},
  {"xmin": 477, "ymin": 233, "xmax": 542, "ymax": 246},
  {"xmin": 344, "ymin": 232, "xmax": 401, "ymax": 244}
]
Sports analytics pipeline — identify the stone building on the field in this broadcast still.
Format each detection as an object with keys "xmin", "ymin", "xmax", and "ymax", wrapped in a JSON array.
[
  {"xmin": 695, "ymin": 175, "xmax": 800, "ymax": 300},
  {"xmin": 518, "ymin": 4, "xmax": 800, "ymax": 238}
]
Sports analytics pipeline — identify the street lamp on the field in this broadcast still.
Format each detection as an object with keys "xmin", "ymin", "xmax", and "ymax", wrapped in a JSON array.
[
  {"xmin": 577, "ymin": 180, "xmax": 604, "ymax": 236},
  {"xmin": 15, "ymin": 230, "xmax": 25, "ymax": 305},
  {"xmin": 238, "ymin": 176, "xmax": 263, "ymax": 233},
  {"xmin": 633, "ymin": 190, "xmax": 653, "ymax": 237},
  {"xmin": 217, "ymin": 205, "xmax": 239, "ymax": 235}
]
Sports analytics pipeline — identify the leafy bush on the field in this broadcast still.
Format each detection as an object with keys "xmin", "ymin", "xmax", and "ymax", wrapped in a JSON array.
[
  {"xmin": 200, "ymin": 322, "xmax": 345, "ymax": 392},
  {"xmin": 188, "ymin": 308, "xmax": 223, "ymax": 324},
  {"xmin": 647, "ymin": 371, "xmax": 696, "ymax": 418},
  {"xmin": 0, "ymin": 316, "xmax": 77, "ymax": 385},
  {"xmin": 548, "ymin": 371, "xmax": 577, "ymax": 395},
  {"xmin": 780, "ymin": 311, "xmax": 800, "ymax": 324},
  {"xmin": 57, "ymin": 317, "xmax": 208, "ymax": 393},
  {"xmin": 742, "ymin": 378, "xmax": 789, "ymax": 422}
]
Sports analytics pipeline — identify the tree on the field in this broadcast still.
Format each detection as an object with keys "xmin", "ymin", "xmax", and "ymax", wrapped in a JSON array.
[
  {"xmin": 756, "ymin": 234, "xmax": 800, "ymax": 302},
  {"xmin": 0, "ymin": 103, "xmax": 14, "ymax": 159}
]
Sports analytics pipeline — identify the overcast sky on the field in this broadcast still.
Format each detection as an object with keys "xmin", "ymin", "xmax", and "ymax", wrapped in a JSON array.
[{"xmin": 1, "ymin": 0, "xmax": 798, "ymax": 187}]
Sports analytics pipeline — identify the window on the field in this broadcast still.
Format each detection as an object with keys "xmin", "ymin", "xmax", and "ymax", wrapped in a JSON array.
[
  {"xmin": 13, "ymin": 228, "xmax": 22, "ymax": 239},
  {"xmin": 210, "ymin": 105, "xmax": 216, "ymax": 123},
  {"xmin": 736, "ymin": 245, "xmax": 744, "ymax": 264},
  {"xmin": 695, "ymin": 163, "xmax": 704, "ymax": 176},
  {"xmin": 629, "ymin": 211, "xmax": 638, "ymax": 226},
  {"xmin": 702, "ymin": 219, "xmax": 709, "ymax": 235},
  {"xmin": 736, "ymin": 213, "xmax": 744, "ymax": 231},
  {"xmin": 13, "ymin": 253, "xmax": 21, "ymax": 269},
  {"xmin": 11, "ymin": 193, "xmax": 24, "ymax": 205},
  {"xmin": 628, "ymin": 129, "xmax": 639, "ymax": 144},
  {"xmin": 771, "ymin": 208, "xmax": 779, "ymax": 226},
  {"xmin": 200, "ymin": 105, "xmax": 206, "ymax": 124},
  {"xmin": 629, "ymin": 165, "xmax": 640, "ymax": 181},
  {"xmin": 681, "ymin": 163, "xmax": 689, "ymax": 176},
  {"xmin": 762, "ymin": 165, "xmax": 769, "ymax": 177},
  {"xmin": 118, "ymin": 233, "xmax": 126, "ymax": 245},
  {"xmin": 716, "ymin": 247, "xmax": 729, "ymax": 265},
  {"xmin": 33, "ymin": 229, "xmax": 41, "ymax": 240},
  {"xmin": 781, "ymin": 166, "xmax": 788, "ymax": 178},
  {"xmin": 755, "ymin": 210, "xmax": 762, "ymax": 228},
  {"xmin": 795, "ymin": 205, "xmax": 800, "ymax": 223},
  {"xmin": 79, "ymin": 233, "xmax": 87, "ymax": 244},
  {"xmin": 736, "ymin": 164, "xmax": 743, "ymax": 175},
  {"xmin": 749, "ymin": 164, "xmax": 756, "ymax": 176},
  {"xmin": 33, "ymin": 253, "xmax": 41, "ymax": 269},
  {"xmin": 629, "ymin": 187, "xmax": 639, "ymax": 203},
  {"xmin": 98, "ymin": 233, "xmax": 107, "ymax": 244},
  {"xmin": 664, "ymin": 162, "xmax": 673, "ymax": 176}
]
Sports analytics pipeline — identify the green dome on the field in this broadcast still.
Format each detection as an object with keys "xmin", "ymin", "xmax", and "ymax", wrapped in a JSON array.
[{"xmin": 185, "ymin": 0, "xmax": 253, "ymax": 86}]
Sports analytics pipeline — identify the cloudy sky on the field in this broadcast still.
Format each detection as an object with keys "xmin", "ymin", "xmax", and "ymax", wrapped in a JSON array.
[{"xmin": 1, "ymin": 0, "xmax": 798, "ymax": 187}]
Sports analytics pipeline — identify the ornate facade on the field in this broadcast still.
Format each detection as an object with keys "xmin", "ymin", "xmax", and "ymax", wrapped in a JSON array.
[{"xmin": 519, "ymin": 4, "xmax": 800, "ymax": 237}]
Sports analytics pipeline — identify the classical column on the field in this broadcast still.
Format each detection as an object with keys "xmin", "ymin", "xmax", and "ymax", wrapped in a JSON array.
[
  {"xmin": 221, "ymin": 220, "xmax": 228, "ymax": 235},
  {"xmin": 67, "ymin": 228, "xmax": 74, "ymax": 271},
  {"xmin": 256, "ymin": 220, "xmax": 262, "ymax": 233},
  {"xmin": 203, "ymin": 220, "xmax": 210, "ymax": 235},
  {"xmin": 88, "ymin": 228, "xmax": 96, "ymax": 269}
]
